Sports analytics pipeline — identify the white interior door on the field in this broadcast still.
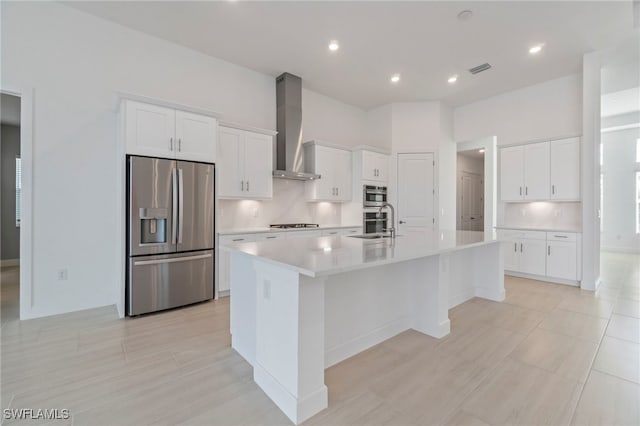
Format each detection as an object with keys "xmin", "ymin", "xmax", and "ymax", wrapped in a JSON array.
[
  {"xmin": 397, "ymin": 153, "xmax": 435, "ymax": 232},
  {"xmin": 460, "ymin": 173, "xmax": 484, "ymax": 231}
]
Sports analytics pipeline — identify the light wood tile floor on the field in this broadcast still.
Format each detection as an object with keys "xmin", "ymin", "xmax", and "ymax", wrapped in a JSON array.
[{"xmin": 1, "ymin": 252, "xmax": 639, "ymax": 425}]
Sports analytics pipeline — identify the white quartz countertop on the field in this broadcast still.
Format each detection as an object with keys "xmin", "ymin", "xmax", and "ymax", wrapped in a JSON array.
[
  {"xmin": 218, "ymin": 224, "xmax": 361, "ymax": 236},
  {"xmin": 222, "ymin": 230, "xmax": 498, "ymax": 277},
  {"xmin": 495, "ymin": 225, "xmax": 582, "ymax": 233}
]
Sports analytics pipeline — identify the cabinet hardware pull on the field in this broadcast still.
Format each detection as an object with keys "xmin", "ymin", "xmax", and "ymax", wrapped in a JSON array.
[
  {"xmin": 525, "ymin": 187, "xmax": 528, "ymax": 196},
  {"xmin": 548, "ymin": 246, "xmax": 551, "ymax": 255},
  {"xmin": 266, "ymin": 236, "xmax": 277, "ymax": 239},
  {"xmin": 552, "ymin": 184, "xmax": 555, "ymax": 194},
  {"xmin": 170, "ymin": 137, "xmax": 174, "ymax": 151},
  {"xmin": 514, "ymin": 242, "xmax": 517, "ymax": 252},
  {"xmin": 520, "ymin": 243, "xmax": 523, "ymax": 252},
  {"xmin": 178, "ymin": 138, "xmax": 182, "ymax": 152},
  {"xmin": 519, "ymin": 187, "xmax": 522, "ymax": 196},
  {"xmin": 554, "ymin": 235, "xmax": 568, "ymax": 238},
  {"xmin": 232, "ymin": 238, "xmax": 245, "ymax": 242},
  {"xmin": 241, "ymin": 180, "xmax": 244, "ymax": 191},
  {"xmin": 247, "ymin": 181, "xmax": 250, "ymax": 192}
]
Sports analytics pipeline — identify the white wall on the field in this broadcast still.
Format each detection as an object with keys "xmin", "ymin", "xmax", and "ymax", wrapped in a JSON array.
[
  {"xmin": 302, "ymin": 89, "xmax": 367, "ymax": 148},
  {"xmin": 454, "ymin": 74, "xmax": 583, "ymax": 145},
  {"xmin": 1, "ymin": 2, "xmax": 371, "ymax": 318},
  {"xmin": 601, "ymin": 127, "xmax": 640, "ymax": 252},
  {"xmin": 457, "ymin": 154, "xmax": 484, "ymax": 175}
]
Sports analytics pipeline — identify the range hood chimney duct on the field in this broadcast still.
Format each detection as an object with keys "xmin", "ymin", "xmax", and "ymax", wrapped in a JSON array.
[{"xmin": 273, "ymin": 72, "xmax": 321, "ymax": 181}]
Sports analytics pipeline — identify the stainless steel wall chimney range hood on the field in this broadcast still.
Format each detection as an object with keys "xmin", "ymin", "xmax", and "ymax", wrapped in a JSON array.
[{"xmin": 273, "ymin": 73, "xmax": 321, "ymax": 181}]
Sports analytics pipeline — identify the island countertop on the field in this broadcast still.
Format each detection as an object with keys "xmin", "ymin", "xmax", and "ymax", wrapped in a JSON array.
[{"xmin": 221, "ymin": 229, "xmax": 498, "ymax": 277}]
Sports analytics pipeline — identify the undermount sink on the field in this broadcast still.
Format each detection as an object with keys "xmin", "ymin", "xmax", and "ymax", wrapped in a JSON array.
[{"xmin": 348, "ymin": 234, "xmax": 393, "ymax": 239}]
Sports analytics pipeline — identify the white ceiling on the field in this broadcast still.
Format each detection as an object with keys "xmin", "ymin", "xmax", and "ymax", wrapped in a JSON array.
[
  {"xmin": 66, "ymin": 1, "xmax": 634, "ymax": 109},
  {"xmin": 1, "ymin": 94, "xmax": 21, "ymax": 126},
  {"xmin": 458, "ymin": 149, "xmax": 485, "ymax": 160}
]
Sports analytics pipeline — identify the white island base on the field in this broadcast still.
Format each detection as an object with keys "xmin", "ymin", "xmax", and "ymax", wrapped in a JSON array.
[{"xmin": 227, "ymin": 232, "xmax": 504, "ymax": 424}]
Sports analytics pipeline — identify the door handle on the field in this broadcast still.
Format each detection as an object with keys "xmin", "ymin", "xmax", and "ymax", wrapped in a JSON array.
[
  {"xmin": 171, "ymin": 168, "xmax": 178, "ymax": 244},
  {"xmin": 133, "ymin": 253, "xmax": 212, "ymax": 266},
  {"xmin": 178, "ymin": 168, "xmax": 184, "ymax": 244}
]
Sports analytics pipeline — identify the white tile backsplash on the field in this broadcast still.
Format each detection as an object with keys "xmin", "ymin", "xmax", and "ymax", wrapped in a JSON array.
[
  {"xmin": 218, "ymin": 179, "xmax": 342, "ymax": 229},
  {"xmin": 500, "ymin": 201, "xmax": 582, "ymax": 231}
]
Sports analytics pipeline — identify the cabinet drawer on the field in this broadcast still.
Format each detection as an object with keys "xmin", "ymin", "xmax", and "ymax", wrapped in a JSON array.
[
  {"xmin": 496, "ymin": 229, "xmax": 546, "ymax": 240},
  {"xmin": 546, "ymin": 232, "xmax": 577, "ymax": 242},
  {"xmin": 219, "ymin": 234, "xmax": 256, "ymax": 244},
  {"xmin": 254, "ymin": 232, "xmax": 286, "ymax": 241}
]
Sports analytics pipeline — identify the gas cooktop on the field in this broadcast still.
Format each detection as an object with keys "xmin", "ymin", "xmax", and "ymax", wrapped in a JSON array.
[{"xmin": 270, "ymin": 223, "xmax": 319, "ymax": 229}]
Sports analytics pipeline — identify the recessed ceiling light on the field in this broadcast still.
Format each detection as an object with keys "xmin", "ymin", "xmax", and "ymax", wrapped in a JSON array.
[
  {"xmin": 478, "ymin": 149, "xmax": 485, "ymax": 153},
  {"xmin": 457, "ymin": 10, "xmax": 473, "ymax": 21},
  {"xmin": 390, "ymin": 74, "xmax": 401, "ymax": 83},
  {"xmin": 529, "ymin": 44, "xmax": 544, "ymax": 54},
  {"xmin": 328, "ymin": 40, "xmax": 340, "ymax": 51},
  {"xmin": 448, "ymin": 75, "xmax": 458, "ymax": 84}
]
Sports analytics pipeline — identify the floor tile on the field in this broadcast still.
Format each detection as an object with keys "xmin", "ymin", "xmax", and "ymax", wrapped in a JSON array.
[
  {"xmin": 592, "ymin": 336, "xmax": 640, "ymax": 383},
  {"xmin": 538, "ymin": 309, "xmax": 608, "ymax": 343}
]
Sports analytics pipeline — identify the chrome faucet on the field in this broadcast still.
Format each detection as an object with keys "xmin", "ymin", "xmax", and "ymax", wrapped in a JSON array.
[{"xmin": 377, "ymin": 203, "xmax": 396, "ymax": 239}]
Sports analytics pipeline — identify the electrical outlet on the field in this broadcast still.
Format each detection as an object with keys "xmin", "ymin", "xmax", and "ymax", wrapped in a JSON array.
[{"xmin": 57, "ymin": 269, "xmax": 68, "ymax": 280}]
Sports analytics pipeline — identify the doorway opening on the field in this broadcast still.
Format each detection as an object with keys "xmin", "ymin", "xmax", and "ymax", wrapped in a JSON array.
[
  {"xmin": 456, "ymin": 136, "xmax": 497, "ymax": 233},
  {"xmin": 457, "ymin": 149, "xmax": 485, "ymax": 231},
  {"xmin": 1, "ymin": 93, "xmax": 21, "ymax": 325}
]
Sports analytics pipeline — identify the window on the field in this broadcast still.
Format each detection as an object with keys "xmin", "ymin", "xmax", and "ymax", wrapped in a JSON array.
[{"xmin": 15, "ymin": 157, "xmax": 21, "ymax": 227}]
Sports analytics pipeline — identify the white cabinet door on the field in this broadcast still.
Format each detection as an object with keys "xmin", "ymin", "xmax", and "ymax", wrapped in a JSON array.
[
  {"xmin": 523, "ymin": 142, "xmax": 550, "ymax": 200},
  {"xmin": 217, "ymin": 127, "xmax": 244, "ymax": 198},
  {"xmin": 500, "ymin": 146, "xmax": 524, "ymax": 201},
  {"xmin": 519, "ymin": 239, "xmax": 547, "ymax": 276},
  {"xmin": 243, "ymin": 132, "xmax": 273, "ymax": 199},
  {"xmin": 547, "ymin": 241, "xmax": 577, "ymax": 280},
  {"xmin": 174, "ymin": 111, "xmax": 216, "ymax": 162},
  {"xmin": 375, "ymin": 154, "xmax": 389, "ymax": 182},
  {"xmin": 334, "ymin": 149, "xmax": 352, "ymax": 201},
  {"xmin": 503, "ymin": 240, "xmax": 519, "ymax": 271},
  {"xmin": 218, "ymin": 234, "xmax": 256, "ymax": 293},
  {"xmin": 550, "ymin": 137, "xmax": 580, "ymax": 200},
  {"xmin": 125, "ymin": 101, "xmax": 175, "ymax": 158},
  {"xmin": 362, "ymin": 151, "xmax": 378, "ymax": 181}
]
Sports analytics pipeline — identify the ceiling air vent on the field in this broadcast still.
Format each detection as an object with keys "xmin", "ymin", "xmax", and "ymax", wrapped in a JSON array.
[{"xmin": 468, "ymin": 63, "xmax": 492, "ymax": 75}]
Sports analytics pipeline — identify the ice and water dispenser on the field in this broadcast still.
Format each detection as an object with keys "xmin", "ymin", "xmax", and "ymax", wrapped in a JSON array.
[{"xmin": 139, "ymin": 208, "xmax": 168, "ymax": 244}]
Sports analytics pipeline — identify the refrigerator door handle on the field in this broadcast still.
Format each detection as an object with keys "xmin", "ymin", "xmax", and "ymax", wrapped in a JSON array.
[
  {"xmin": 178, "ymin": 168, "xmax": 184, "ymax": 244},
  {"xmin": 171, "ymin": 168, "xmax": 178, "ymax": 244},
  {"xmin": 133, "ymin": 253, "xmax": 212, "ymax": 266}
]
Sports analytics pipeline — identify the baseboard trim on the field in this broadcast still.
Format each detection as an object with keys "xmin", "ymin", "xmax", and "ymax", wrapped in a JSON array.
[
  {"xmin": 325, "ymin": 316, "xmax": 412, "ymax": 368},
  {"xmin": 1, "ymin": 258, "xmax": 19, "ymax": 267},
  {"xmin": 505, "ymin": 271, "xmax": 579, "ymax": 287}
]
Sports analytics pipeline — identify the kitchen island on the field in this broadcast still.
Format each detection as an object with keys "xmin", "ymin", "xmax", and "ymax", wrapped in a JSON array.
[{"xmin": 222, "ymin": 230, "xmax": 504, "ymax": 424}]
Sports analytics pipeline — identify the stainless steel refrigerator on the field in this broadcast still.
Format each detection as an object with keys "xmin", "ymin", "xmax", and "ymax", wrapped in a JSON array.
[{"xmin": 126, "ymin": 156, "xmax": 215, "ymax": 316}]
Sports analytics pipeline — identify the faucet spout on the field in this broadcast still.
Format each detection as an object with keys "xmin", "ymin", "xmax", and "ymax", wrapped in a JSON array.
[{"xmin": 378, "ymin": 203, "xmax": 396, "ymax": 239}]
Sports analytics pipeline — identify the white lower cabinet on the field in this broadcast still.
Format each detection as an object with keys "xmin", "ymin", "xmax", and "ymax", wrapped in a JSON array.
[
  {"xmin": 546, "ymin": 233, "xmax": 578, "ymax": 280},
  {"xmin": 497, "ymin": 229, "xmax": 580, "ymax": 284}
]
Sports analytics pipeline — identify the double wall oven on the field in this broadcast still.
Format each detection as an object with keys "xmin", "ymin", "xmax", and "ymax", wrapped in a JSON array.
[{"xmin": 362, "ymin": 185, "xmax": 388, "ymax": 234}]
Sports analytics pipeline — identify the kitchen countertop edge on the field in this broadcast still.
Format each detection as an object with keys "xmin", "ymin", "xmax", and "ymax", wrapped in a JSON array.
[{"xmin": 218, "ymin": 224, "xmax": 362, "ymax": 236}]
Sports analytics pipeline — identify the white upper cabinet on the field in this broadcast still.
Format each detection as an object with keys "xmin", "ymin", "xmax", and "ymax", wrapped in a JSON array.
[
  {"xmin": 304, "ymin": 142, "xmax": 352, "ymax": 202},
  {"xmin": 174, "ymin": 110, "xmax": 217, "ymax": 161},
  {"xmin": 523, "ymin": 142, "xmax": 550, "ymax": 200},
  {"xmin": 500, "ymin": 146, "xmax": 525, "ymax": 201},
  {"xmin": 123, "ymin": 100, "xmax": 216, "ymax": 163},
  {"xmin": 217, "ymin": 125, "xmax": 273, "ymax": 200},
  {"xmin": 550, "ymin": 137, "xmax": 580, "ymax": 200},
  {"xmin": 360, "ymin": 150, "xmax": 389, "ymax": 182},
  {"xmin": 124, "ymin": 101, "xmax": 176, "ymax": 158},
  {"xmin": 500, "ymin": 138, "xmax": 579, "ymax": 202}
]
